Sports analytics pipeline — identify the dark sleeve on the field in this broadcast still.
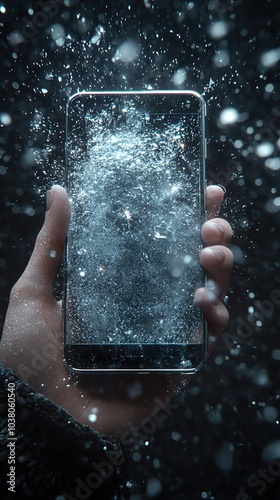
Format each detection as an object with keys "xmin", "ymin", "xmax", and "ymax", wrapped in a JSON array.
[{"xmin": 0, "ymin": 363, "xmax": 129, "ymax": 500}]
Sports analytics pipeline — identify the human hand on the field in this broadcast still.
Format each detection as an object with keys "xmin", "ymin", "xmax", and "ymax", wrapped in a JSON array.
[{"xmin": 0, "ymin": 185, "xmax": 233, "ymax": 436}]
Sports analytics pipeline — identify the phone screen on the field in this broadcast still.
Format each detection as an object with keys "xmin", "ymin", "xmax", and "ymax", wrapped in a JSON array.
[{"xmin": 65, "ymin": 91, "xmax": 206, "ymax": 372}]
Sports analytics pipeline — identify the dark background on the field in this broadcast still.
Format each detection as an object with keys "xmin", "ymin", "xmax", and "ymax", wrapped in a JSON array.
[{"xmin": 0, "ymin": 1, "xmax": 279, "ymax": 499}]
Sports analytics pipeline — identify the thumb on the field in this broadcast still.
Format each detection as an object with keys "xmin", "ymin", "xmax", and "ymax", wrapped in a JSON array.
[{"xmin": 22, "ymin": 185, "xmax": 71, "ymax": 293}]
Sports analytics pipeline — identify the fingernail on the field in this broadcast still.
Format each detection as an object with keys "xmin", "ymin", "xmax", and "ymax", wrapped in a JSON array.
[
  {"xmin": 209, "ymin": 222, "xmax": 224, "ymax": 235},
  {"xmin": 217, "ymin": 184, "xmax": 226, "ymax": 193},
  {"xmin": 46, "ymin": 189, "xmax": 54, "ymax": 212},
  {"xmin": 212, "ymin": 248, "xmax": 225, "ymax": 262}
]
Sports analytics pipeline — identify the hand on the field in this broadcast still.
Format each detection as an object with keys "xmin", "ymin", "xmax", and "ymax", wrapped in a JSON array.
[{"xmin": 0, "ymin": 185, "xmax": 233, "ymax": 436}]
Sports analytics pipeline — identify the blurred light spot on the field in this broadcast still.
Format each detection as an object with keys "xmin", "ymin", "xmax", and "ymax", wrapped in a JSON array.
[
  {"xmin": 234, "ymin": 139, "xmax": 243, "ymax": 149},
  {"xmin": 146, "ymin": 478, "xmax": 162, "ymax": 497},
  {"xmin": 263, "ymin": 406, "xmax": 279, "ymax": 423},
  {"xmin": 132, "ymin": 451, "xmax": 141, "ymax": 462},
  {"xmin": 272, "ymin": 349, "xmax": 280, "ymax": 360},
  {"xmin": 25, "ymin": 206, "xmax": 35, "ymax": 216},
  {"xmin": 215, "ymin": 356, "xmax": 224, "ymax": 366},
  {"xmin": 171, "ymin": 431, "xmax": 182, "ymax": 441},
  {"xmin": 127, "ymin": 382, "xmax": 143, "ymax": 399},
  {"xmin": 214, "ymin": 442, "xmax": 234, "ymax": 471},
  {"xmin": 208, "ymin": 21, "xmax": 229, "ymax": 40},
  {"xmin": 50, "ymin": 250, "xmax": 57, "ymax": 258},
  {"xmin": 7, "ymin": 30, "xmax": 25, "ymax": 47},
  {"xmin": 265, "ymin": 83, "xmax": 274, "ymax": 93},
  {"xmin": 0, "ymin": 112, "xmax": 12, "ymax": 125},
  {"xmin": 113, "ymin": 40, "xmax": 140, "ymax": 63},
  {"xmin": 206, "ymin": 279, "xmax": 218, "ymax": 303},
  {"xmin": 172, "ymin": 68, "xmax": 187, "ymax": 85},
  {"xmin": 169, "ymin": 256, "xmax": 186, "ymax": 278},
  {"xmin": 265, "ymin": 198, "xmax": 280, "ymax": 213},
  {"xmin": 253, "ymin": 368, "xmax": 270, "ymax": 386},
  {"xmin": 262, "ymin": 441, "xmax": 280, "ymax": 461},
  {"xmin": 213, "ymin": 49, "xmax": 230, "ymax": 67},
  {"xmin": 219, "ymin": 107, "xmax": 239, "ymax": 125},
  {"xmin": 265, "ymin": 157, "xmax": 280, "ymax": 171},
  {"xmin": 0, "ymin": 5, "xmax": 6, "ymax": 13},
  {"xmin": 207, "ymin": 405, "xmax": 222, "ymax": 425},
  {"xmin": 88, "ymin": 413, "xmax": 97, "ymax": 422},
  {"xmin": 50, "ymin": 24, "xmax": 65, "ymax": 47},
  {"xmin": 261, "ymin": 48, "xmax": 280, "ymax": 68},
  {"xmin": 88, "ymin": 407, "xmax": 98, "ymax": 423},
  {"xmin": 153, "ymin": 458, "xmax": 160, "ymax": 469},
  {"xmin": 256, "ymin": 142, "xmax": 274, "ymax": 158}
]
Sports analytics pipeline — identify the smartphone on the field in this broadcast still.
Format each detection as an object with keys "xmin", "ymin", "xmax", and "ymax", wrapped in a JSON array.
[{"xmin": 64, "ymin": 90, "xmax": 207, "ymax": 372}]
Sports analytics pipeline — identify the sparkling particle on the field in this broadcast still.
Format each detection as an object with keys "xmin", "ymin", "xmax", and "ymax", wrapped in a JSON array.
[
  {"xmin": 89, "ymin": 25, "xmax": 105, "ymax": 45},
  {"xmin": 49, "ymin": 250, "xmax": 57, "ymax": 258},
  {"xmin": 124, "ymin": 210, "xmax": 132, "ymax": 220}
]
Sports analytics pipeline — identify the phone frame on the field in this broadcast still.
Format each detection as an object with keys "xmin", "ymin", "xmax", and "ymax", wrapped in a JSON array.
[{"xmin": 64, "ymin": 90, "xmax": 207, "ymax": 373}]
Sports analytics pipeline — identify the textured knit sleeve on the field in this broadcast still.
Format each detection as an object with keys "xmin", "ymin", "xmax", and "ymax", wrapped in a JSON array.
[{"xmin": 0, "ymin": 363, "xmax": 129, "ymax": 500}]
